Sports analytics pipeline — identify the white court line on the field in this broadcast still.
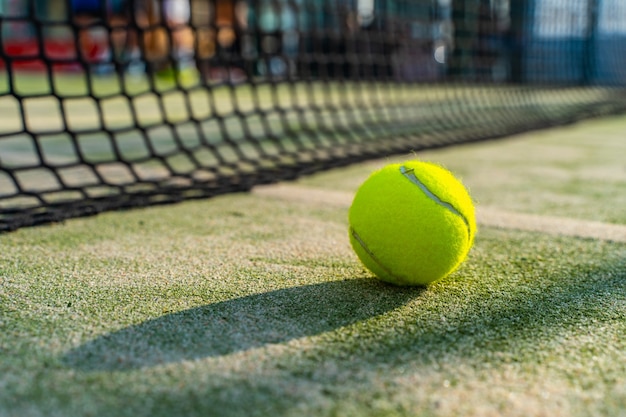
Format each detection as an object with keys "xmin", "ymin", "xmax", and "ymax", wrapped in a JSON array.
[{"xmin": 253, "ymin": 183, "xmax": 626, "ymax": 243}]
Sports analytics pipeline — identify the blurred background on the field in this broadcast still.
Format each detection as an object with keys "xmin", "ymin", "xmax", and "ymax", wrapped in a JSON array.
[{"xmin": 1, "ymin": 0, "xmax": 625, "ymax": 84}]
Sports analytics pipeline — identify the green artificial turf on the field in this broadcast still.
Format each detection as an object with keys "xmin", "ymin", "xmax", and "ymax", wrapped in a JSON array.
[{"xmin": 1, "ymin": 116, "xmax": 625, "ymax": 417}]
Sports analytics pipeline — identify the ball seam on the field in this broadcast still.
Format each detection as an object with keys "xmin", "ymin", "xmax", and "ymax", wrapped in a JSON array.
[
  {"xmin": 399, "ymin": 165, "xmax": 471, "ymax": 240},
  {"xmin": 350, "ymin": 227, "xmax": 405, "ymax": 283}
]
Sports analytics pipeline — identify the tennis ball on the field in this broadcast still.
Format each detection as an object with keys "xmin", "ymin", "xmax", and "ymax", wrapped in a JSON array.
[{"xmin": 349, "ymin": 160, "xmax": 476, "ymax": 286}]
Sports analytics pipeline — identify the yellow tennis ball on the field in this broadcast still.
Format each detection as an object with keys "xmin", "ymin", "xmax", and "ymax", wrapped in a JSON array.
[{"xmin": 349, "ymin": 160, "xmax": 476, "ymax": 286}]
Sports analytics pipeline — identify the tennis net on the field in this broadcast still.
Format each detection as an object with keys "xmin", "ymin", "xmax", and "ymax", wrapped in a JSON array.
[{"xmin": 1, "ymin": 0, "xmax": 625, "ymax": 231}]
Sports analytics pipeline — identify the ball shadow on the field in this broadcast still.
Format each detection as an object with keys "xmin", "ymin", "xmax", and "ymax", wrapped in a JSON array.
[{"xmin": 62, "ymin": 278, "xmax": 424, "ymax": 371}]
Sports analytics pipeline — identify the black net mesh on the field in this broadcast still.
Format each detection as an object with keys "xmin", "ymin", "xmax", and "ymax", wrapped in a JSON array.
[{"xmin": 1, "ymin": 0, "xmax": 625, "ymax": 232}]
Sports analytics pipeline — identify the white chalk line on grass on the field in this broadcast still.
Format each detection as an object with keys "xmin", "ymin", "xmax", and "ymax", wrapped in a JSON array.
[{"xmin": 253, "ymin": 183, "xmax": 626, "ymax": 244}]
